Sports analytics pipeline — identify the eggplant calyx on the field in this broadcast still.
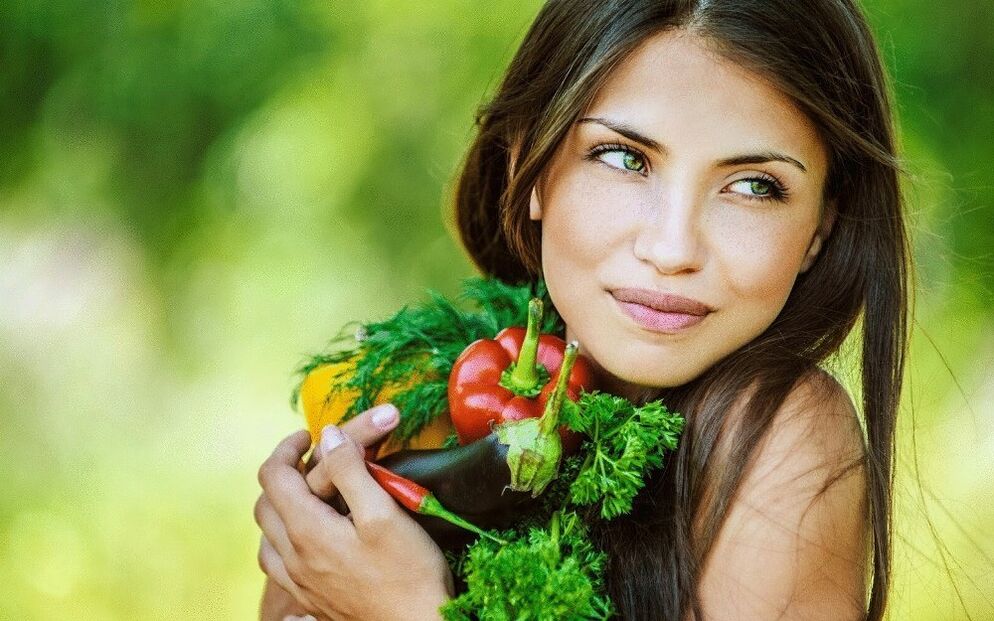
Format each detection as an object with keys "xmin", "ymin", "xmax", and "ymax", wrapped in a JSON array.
[
  {"xmin": 495, "ymin": 340, "xmax": 579, "ymax": 496},
  {"xmin": 495, "ymin": 417, "xmax": 562, "ymax": 497}
]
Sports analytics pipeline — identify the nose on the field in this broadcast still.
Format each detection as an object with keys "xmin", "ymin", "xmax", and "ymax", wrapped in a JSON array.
[{"xmin": 632, "ymin": 186, "xmax": 705, "ymax": 275}]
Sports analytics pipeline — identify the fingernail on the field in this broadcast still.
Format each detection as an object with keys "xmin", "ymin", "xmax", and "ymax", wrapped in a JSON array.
[
  {"xmin": 370, "ymin": 403, "xmax": 399, "ymax": 430},
  {"xmin": 320, "ymin": 424, "xmax": 345, "ymax": 454}
]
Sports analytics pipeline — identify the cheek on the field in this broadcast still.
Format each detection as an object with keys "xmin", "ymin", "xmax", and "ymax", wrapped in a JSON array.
[
  {"xmin": 712, "ymin": 211, "xmax": 813, "ymax": 315},
  {"xmin": 538, "ymin": 169, "xmax": 638, "ymax": 345},
  {"xmin": 539, "ymin": 170, "xmax": 635, "ymax": 272}
]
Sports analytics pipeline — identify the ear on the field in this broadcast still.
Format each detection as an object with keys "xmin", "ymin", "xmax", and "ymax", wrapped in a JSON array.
[
  {"xmin": 509, "ymin": 136, "xmax": 543, "ymax": 221},
  {"xmin": 799, "ymin": 200, "xmax": 836, "ymax": 274},
  {"xmin": 530, "ymin": 186, "xmax": 542, "ymax": 221}
]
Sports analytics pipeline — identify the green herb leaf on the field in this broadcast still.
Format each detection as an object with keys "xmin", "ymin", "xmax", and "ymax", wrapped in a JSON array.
[
  {"xmin": 562, "ymin": 390, "xmax": 685, "ymax": 519},
  {"xmin": 289, "ymin": 276, "xmax": 564, "ymax": 441},
  {"xmin": 441, "ymin": 511, "xmax": 614, "ymax": 621}
]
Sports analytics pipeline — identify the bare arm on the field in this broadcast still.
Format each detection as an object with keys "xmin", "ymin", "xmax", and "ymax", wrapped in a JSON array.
[
  {"xmin": 695, "ymin": 371, "xmax": 870, "ymax": 620},
  {"xmin": 260, "ymin": 575, "xmax": 309, "ymax": 620}
]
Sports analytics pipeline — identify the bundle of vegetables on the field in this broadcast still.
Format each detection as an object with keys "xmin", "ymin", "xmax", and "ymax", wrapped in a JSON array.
[{"xmin": 292, "ymin": 276, "xmax": 684, "ymax": 619}]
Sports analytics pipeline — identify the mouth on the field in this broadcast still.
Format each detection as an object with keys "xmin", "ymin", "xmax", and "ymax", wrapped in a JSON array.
[{"xmin": 609, "ymin": 287, "xmax": 713, "ymax": 333}]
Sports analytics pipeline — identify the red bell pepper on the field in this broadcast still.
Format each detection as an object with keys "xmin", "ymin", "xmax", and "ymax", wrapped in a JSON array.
[{"xmin": 447, "ymin": 297, "xmax": 597, "ymax": 450}]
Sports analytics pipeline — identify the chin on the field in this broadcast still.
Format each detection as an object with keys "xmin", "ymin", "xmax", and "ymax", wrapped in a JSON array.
[
  {"xmin": 627, "ymin": 365, "xmax": 706, "ymax": 389},
  {"xmin": 600, "ymin": 350, "xmax": 714, "ymax": 392}
]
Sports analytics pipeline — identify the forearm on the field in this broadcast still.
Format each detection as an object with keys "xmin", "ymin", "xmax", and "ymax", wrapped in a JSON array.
[{"xmin": 260, "ymin": 576, "xmax": 309, "ymax": 620}]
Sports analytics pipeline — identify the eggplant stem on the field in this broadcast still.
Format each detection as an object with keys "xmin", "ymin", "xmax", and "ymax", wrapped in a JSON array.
[{"xmin": 538, "ymin": 341, "xmax": 578, "ymax": 436}]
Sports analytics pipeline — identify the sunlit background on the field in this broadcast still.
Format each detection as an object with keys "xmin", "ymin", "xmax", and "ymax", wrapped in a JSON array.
[{"xmin": 1, "ymin": 1, "xmax": 991, "ymax": 618}]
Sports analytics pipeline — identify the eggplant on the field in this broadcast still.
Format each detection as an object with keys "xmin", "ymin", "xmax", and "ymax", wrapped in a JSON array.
[
  {"xmin": 333, "ymin": 433, "xmax": 539, "ymax": 551},
  {"xmin": 332, "ymin": 341, "xmax": 584, "ymax": 550}
]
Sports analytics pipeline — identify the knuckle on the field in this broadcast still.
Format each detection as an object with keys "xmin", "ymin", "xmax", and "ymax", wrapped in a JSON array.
[
  {"xmin": 252, "ymin": 497, "xmax": 264, "ymax": 525},
  {"xmin": 257, "ymin": 458, "xmax": 275, "ymax": 488},
  {"xmin": 257, "ymin": 546, "xmax": 270, "ymax": 575},
  {"xmin": 283, "ymin": 554, "xmax": 308, "ymax": 584},
  {"xmin": 283, "ymin": 517, "xmax": 316, "ymax": 549},
  {"xmin": 317, "ymin": 443, "xmax": 361, "ymax": 479},
  {"xmin": 355, "ymin": 508, "xmax": 393, "ymax": 540},
  {"xmin": 309, "ymin": 456, "xmax": 339, "ymax": 491},
  {"xmin": 315, "ymin": 453, "xmax": 339, "ymax": 478}
]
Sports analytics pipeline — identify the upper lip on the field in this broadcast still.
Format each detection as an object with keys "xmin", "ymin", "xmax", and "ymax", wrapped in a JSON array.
[{"xmin": 610, "ymin": 288, "xmax": 713, "ymax": 316}]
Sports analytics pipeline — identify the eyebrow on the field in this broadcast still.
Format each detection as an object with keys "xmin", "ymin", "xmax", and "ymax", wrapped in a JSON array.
[{"xmin": 576, "ymin": 116, "xmax": 808, "ymax": 174}]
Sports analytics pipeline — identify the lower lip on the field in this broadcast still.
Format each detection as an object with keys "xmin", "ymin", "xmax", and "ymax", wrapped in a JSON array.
[{"xmin": 612, "ymin": 297, "xmax": 707, "ymax": 333}]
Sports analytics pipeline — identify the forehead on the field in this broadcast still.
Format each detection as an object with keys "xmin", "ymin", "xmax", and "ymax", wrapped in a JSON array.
[{"xmin": 583, "ymin": 30, "xmax": 827, "ymax": 174}]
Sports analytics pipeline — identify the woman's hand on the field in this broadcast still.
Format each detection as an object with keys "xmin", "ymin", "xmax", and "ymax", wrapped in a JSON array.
[{"xmin": 255, "ymin": 404, "xmax": 454, "ymax": 620}]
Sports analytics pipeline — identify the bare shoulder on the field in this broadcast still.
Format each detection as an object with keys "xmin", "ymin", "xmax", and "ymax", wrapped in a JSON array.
[
  {"xmin": 696, "ymin": 369, "xmax": 869, "ymax": 621},
  {"xmin": 767, "ymin": 368, "xmax": 866, "ymax": 476}
]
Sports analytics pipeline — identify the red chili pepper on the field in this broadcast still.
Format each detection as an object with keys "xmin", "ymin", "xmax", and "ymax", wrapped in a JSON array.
[
  {"xmin": 365, "ymin": 461, "xmax": 506, "ymax": 544},
  {"xmin": 447, "ymin": 298, "xmax": 597, "ymax": 449}
]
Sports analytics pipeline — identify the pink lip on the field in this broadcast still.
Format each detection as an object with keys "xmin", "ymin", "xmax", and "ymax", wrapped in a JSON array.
[{"xmin": 610, "ymin": 288, "xmax": 712, "ymax": 333}]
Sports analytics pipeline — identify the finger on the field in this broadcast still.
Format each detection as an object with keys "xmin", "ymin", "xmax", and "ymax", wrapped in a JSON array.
[
  {"xmin": 305, "ymin": 422, "xmax": 366, "ymax": 501},
  {"xmin": 339, "ymin": 403, "xmax": 400, "ymax": 449},
  {"xmin": 254, "ymin": 493, "xmax": 292, "ymax": 559},
  {"xmin": 310, "ymin": 424, "xmax": 398, "ymax": 538},
  {"xmin": 309, "ymin": 403, "xmax": 400, "ymax": 468},
  {"xmin": 263, "ymin": 430, "xmax": 313, "ymax": 473},
  {"xmin": 259, "ymin": 430, "xmax": 351, "ymax": 537},
  {"xmin": 306, "ymin": 403, "xmax": 399, "ymax": 500},
  {"xmin": 258, "ymin": 534, "xmax": 304, "ymax": 602}
]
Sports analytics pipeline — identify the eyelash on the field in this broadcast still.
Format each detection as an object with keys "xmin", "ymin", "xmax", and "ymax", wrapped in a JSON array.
[{"xmin": 583, "ymin": 142, "xmax": 792, "ymax": 203}]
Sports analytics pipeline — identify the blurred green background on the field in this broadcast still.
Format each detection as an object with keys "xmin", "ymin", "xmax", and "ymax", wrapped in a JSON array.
[{"xmin": 1, "ymin": 1, "xmax": 990, "ymax": 619}]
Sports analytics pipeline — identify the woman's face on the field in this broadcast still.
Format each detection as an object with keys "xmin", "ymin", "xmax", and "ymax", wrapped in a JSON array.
[{"xmin": 532, "ymin": 30, "xmax": 832, "ymax": 399}]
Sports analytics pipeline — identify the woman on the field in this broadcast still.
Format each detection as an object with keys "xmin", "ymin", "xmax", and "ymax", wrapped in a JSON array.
[{"xmin": 254, "ymin": 0, "xmax": 908, "ymax": 618}]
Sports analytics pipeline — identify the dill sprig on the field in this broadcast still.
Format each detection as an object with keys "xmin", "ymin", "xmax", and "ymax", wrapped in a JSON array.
[
  {"xmin": 289, "ymin": 276, "xmax": 686, "ymax": 618},
  {"xmin": 289, "ymin": 276, "xmax": 563, "ymax": 442}
]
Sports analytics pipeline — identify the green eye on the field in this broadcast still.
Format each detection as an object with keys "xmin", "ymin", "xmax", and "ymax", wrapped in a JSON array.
[
  {"xmin": 749, "ymin": 180, "xmax": 771, "ymax": 195},
  {"xmin": 593, "ymin": 147, "xmax": 647, "ymax": 174},
  {"xmin": 622, "ymin": 152, "xmax": 645, "ymax": 172},
  {"xmin": 727, "ymin": 175, "xmax": 790, "ymax": 203}
]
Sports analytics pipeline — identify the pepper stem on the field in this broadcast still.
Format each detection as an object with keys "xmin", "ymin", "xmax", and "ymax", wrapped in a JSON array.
[
  {"xmin": 503, "ymin": 298, "xmax": 544, "ymax": 393},
  {"xmin": 538, "ymin": 341, "xmax": 578, "ymax": 436},
  {"xmin": 419, "ymin": 494, "xmax": 507, "ymax": 545}
]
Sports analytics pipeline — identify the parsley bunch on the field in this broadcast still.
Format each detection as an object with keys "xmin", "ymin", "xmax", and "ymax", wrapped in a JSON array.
[
  {"xmin": 441, "ymin": 512, "xmax": 614, "ymax": 620},
  {"xmin": 562, "ymin": 391, "xmax": 684, "ymax": 519}
]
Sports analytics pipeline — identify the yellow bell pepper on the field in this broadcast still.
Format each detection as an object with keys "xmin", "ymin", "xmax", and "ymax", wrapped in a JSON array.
[{"xmin": 298, "ymin": 358, "xmax": 454, "ymax": 460}]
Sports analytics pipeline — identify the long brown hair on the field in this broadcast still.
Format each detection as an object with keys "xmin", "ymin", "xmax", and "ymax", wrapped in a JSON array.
[{"xmin": 451, "ymin": 1, "xmax": 909, "ymax": 619}]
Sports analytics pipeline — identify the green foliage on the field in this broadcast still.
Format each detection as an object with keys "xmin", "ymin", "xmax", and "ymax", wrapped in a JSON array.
[
  {"xmin": 441, "ymin": 512, "xmax": 614, "ymax": 621},
  {"xmin": 290, "ymin": 275, "xmax": 563, "ymax": 441},
  {"xmin": 443, "ymin": 392, "xmax": 684, "ymax": 618},
  {"xmin": 1, "ymin": 1, "xmax": 991, "ymax": 619},
  {"xmin": 562, "ymin": 392, "xmax": 685, "ymax": 519}
]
